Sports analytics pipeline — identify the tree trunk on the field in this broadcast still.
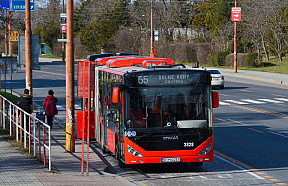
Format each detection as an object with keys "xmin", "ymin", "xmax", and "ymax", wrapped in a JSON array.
[{"xmin": 261, "ymin": 34, "xmax": 269, "ymax": 61}]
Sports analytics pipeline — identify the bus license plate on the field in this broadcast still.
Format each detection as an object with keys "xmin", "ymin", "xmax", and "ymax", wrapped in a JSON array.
[{"xmin": 162, "ymin": 157, "xmax": 181, "ymax": 162}]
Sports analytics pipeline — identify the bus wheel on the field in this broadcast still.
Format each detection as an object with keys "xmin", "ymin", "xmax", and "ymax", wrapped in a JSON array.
[{"xmin": 191, "ymin": 162, "xmax": 203, "ymax": 167}]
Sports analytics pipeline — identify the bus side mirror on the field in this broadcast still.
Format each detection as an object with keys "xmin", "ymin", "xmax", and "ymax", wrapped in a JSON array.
[
  {"xmin": 112, "ymin": 87, "xmax": 120, "ymax": 103},
  {"xmin": 212, "ymin": 91, "xmax": 219, "ymax": 108}
]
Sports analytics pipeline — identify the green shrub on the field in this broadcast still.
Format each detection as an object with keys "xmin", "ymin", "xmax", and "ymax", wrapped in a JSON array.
[
  {"xmin": 246, "ymin": 52, "xmax": 260, "ymax": 67},
  {"xmin": 210, "ymin": 51, "xmax": 228, "ymax": 66}
]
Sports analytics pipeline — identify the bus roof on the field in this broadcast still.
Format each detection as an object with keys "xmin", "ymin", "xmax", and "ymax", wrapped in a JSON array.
[
  {"xmin": 106, "ymin": 57, "xmax": 174, "ymax": 68},
  {"xmin": 96, "ymin": 56, "xmax": 138, "ymax": 66}
]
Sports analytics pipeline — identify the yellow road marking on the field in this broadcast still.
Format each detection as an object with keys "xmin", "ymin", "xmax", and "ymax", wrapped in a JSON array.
[
  {"xmin": 255, "ymin": 172, "xmax": 266, "ymax": 175},
  {"xmin": 138, "ymin": 182, "xmax": 148, "ymax": 186},
  {"xmin": 231, "ymin": 104, "xmax": 288, "ymax": 119},
  {"xmin": 214, "ymin": 117, "xmax": 227, "ymax": 122},
  {"xmin": 272, "ymin": 94, "xmax": 286, "ymax": 97},
  {"xmin": 276, "ymin": 183, "xmax": 288, "ymax": 185},
  {"xmin": 219, "ymin": 94, "xmax": 229, "ymax": 96},
  {"xmin": 270, "ymin": 179, "xmax": 281, "ymax": 182},
  {"xmin": 240, "ymin": 89, "xmax": 253, "ymax": 93},
  {"xmin": 263, "ymin": 176, "xmax": 273, "ymax": 178},
  {"xmin": 248, "ymin": 128, "xmax": 264, "ymax": 134}
]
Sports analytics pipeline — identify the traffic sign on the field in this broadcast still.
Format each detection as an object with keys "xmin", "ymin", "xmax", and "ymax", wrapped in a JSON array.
[
  {"xmin": 60, "ymin": 13, "xmax": 67, "ymax": 23},
  {"xmin": 57, "ymin": 39, "xmax": 67, "ymax": 42},
  {"xmin": 12, "ymin": 0, "xmax": 35, "ymax": 11},
  {"xmin": 232, "ymin": 7, "xmax": 241, "ymax": 21},
  {"xmin": 60, "ymin": 13, "xmax": 67, "ymax": 33},
  {"xmin": 61, "ymin": 24, "xmax": 67, "ymax": 33},
  {"xmin": 9, "ymin": 31, "xmax": 19, "ymax": 41},
  {"xmin": 0, "ymin": 0, "xmax": 10, "ymax": 10}
]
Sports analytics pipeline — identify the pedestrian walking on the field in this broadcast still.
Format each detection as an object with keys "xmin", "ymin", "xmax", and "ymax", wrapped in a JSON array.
[
  {"xmin": 43, "ymin": 90, "xmax": 58, "ymax": 128},
  {"xmin": 17, "ymin": 89, "xmax": 33, "ymax": 114}
]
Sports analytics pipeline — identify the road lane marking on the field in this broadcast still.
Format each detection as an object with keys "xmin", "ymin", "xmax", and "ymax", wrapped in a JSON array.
[
  {"xmin": 56, "ymin": 105, "xmax": 82, "ymax": 111},
  {"xmin": 226, "ymin": 119, "xmax": 247, "ymax": 125},
  {"xmin": 272, "ymin": 94, "xmax": 287, "ymax": 98},
  {"xmin": 255, "ymin": 172, "xmax": 266, "ymax": 175},
  {"xmin": 270, "ymin": 179, "xmax": 281, "ymax": 182},
  {"xmin": 248, "ymin": 128, "xmax": 264, "ymax": 134},
  {"xmin": 240, "ymin": 89, "xmax": 253, "ymax": 92},
  {"xmin": 231, "ymin": 104, "xmax": 288, "ymax": 119},
  {"xmin": 258, "ymin": 99, "xmax": 284, "ymax": 103},
  {"xmin": 219, "ymin": 101, "xmax": 231, "ymax": 105},
  {"xmin": 267, "ymin": 131, "xmax": 288, "ymax": 139},
  {"xmin": 275, "ymin": 98, "xmax": 288, "ymax": 102},
  {"xmin": 219, "ymin": 94, "xmax": 229, "ymax": 96},
  {"xmin": 213, "ymin": 153, "xmax": 264, "ymax": 180},
  {"xmin": 215, "ymin": 151, "xmax": 288, "ymax": 184},
  {"xmin": 224, "ymin": 100, "xmax": 249, "ymax": 105},
  {"xmin": 241, "ymin": 99, "xmax": 265, "ymax": 104},
  {"xmin": 214, "ymin": 117, "xmax": 227, "ymax": 122},
  {"xmin": 56, "ymin": 105, "xmax": 66, "ymax": 111}
]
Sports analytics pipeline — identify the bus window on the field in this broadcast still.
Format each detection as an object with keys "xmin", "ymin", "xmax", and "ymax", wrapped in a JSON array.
[{"xmin": 126, "ymin": 86, "xmax": 210, "ymax": 129}]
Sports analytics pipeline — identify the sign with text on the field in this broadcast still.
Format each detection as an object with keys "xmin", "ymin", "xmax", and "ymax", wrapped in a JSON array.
[
  {"xmin": 0, "ymin": 0, "xmax": 10, "ymax": 10},
  {"xmin": 232, "ymin": 7, "xmax": 241, "ymax": 21},
  {"xmin": 60, "ymin": 13, "xmax": 67, "ymax": 33},
  {"xmin": 12, "ymin": 0, "xmax": 35, "ymax": 11}
]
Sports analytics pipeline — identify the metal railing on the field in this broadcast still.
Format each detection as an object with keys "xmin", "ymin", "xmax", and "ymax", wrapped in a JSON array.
[{"xmin": 0, "ymin": 95, "xmax": 51, "ymax": 171}]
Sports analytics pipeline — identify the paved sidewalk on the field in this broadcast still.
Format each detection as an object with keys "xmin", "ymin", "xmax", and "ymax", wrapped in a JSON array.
[
  {"xmin": 213, "ymin": 68, "xmax": 288, "ymax": 86},
  {"xmin": 0, "ymin": 122, "xmax": 135, "ymax": 185}
]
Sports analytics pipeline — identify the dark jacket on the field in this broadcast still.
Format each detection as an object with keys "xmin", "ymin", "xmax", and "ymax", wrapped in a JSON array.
[
  {"xmin": 43, "ymin": 95, "xmax": 58, "ymax": 116},
  {"xmin": 18, "ymin": 94, "xmax": 33, "ymax": 114}
]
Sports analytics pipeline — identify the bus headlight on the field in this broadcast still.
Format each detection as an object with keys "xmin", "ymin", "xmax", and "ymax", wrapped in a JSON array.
[
  {"xmin": 128, "ymin": 145, "xmax": 144, "ymax": 157},
  {"xmin": 197, "ymin": 143, "xmax": 212, "ymax": 155}
]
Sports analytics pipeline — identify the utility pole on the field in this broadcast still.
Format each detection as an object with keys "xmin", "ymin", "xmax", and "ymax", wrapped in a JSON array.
[
  {"xmin": 8, "ymin": 11, "xmax": 12, "ymax": 57},
  {"xmin": 25, "ymin": 0, "xmax": 32, "ymax": 95},
  {"xmin": 150, "ymin": 0, "xmax": 154, "ymax": 57},
  {"xmin": 66, "ymin": 0, "xmax": 75, "ymax": 152},
  {"xmin": 233, "ymin": 0, "xmax": 237, "ymax": 73},
  {"xmin": 4, "ymin": 10, "xmax": 8, "ymax": 56}
]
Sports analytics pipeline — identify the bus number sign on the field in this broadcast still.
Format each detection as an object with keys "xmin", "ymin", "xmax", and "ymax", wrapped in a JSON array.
[{"xmin": 138, "ymin": 76, "xmax": 149, "ymax": 84}]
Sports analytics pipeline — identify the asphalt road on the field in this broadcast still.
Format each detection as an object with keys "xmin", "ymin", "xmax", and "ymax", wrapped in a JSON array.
[
  {"xmin": 213, "ymin": 77, "xmax": 288, "ymax": 185},
  {"xmin": 1, "ymin": 59, "xmax": 287, "ymax": 185}
]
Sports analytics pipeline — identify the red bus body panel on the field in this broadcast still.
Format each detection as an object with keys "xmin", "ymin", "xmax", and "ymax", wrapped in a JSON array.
[
  {"xmin": 124, "ymin": 136, "xmax": 213, "ymax": 164},
  {"xmin": 107, "ymin": 128, "xmax": 115, "ymax": 154}
]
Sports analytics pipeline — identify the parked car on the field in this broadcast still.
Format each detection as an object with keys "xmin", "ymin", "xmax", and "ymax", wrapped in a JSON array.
[{"xmin": 207, "ymin": 69, "xmax": 224, "ymax": 89}]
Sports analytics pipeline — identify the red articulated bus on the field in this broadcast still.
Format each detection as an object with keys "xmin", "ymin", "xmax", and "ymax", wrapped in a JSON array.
[{"xmin": 77, "ymin": 57, "xmax": 219, "ymax": 167}]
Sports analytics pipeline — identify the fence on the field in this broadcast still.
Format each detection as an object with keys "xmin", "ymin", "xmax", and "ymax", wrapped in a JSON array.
[{"xmin": 0, "ymin": 95, "xmax": 51, "ymax": 171}]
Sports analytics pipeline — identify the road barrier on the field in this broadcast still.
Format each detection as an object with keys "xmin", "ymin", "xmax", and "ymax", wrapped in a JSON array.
[{"xmin": 0, "ymin": 95, "xmax": 51, "ymax": 171}]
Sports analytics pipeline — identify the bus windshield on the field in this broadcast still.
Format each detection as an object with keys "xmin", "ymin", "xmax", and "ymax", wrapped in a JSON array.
[{"xmin": 125, "ymin": 85, "xmax": 211, "ymax": 129}]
